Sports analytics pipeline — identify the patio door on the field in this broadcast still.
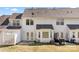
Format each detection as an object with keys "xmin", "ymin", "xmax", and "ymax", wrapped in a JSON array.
[
  {"xmin": 26, "ymin": 32, "xmax": 34, "ymax": 40},
  {"xmin": 54, "ymin": 32, "xmax": 64, "ymax": 39},
  {"xmin": 54, "ymin": 33, "xmax": 59, "ymax": 39}
]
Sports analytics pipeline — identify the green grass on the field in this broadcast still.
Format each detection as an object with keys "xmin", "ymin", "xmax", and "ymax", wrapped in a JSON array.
[{"xmin": 0, "ymin": 44, "xmax": 79, "ymax": 52}]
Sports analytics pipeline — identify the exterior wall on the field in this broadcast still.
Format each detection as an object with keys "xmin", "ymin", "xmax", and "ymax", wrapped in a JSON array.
[
  {"xmin": 15, "ymin": 30, "xmax": 21, "ymax": 43},
  {"xmin": 21, "ymin": 17, "xmax": 68, "ymax": 41},
  {"xmin": 21, "ymin": 18, "xmax": 36, "ymax": 41},
  {"xmin": 8, "ymin": 10, "xmax": 79, "ymax": 43},
  {"xmin": 2, "ymin": 8, "xmax": 79, "ymax": 45},
  {"xmin": 68, "ymin": 29, "xmax": 79, "ymax": 43},
  {"xmin": 36, "ymin": 29, "xmax": 54, "ymax": 42},
  {"xmin": 8, "ymin": 16, "xmax": 79, "ymax": 43},
  {"xmin": 0, "ymin": 31, "xmax": 3, "ymax": 45},
  {"xmin": 64, "ymin": 18, "xmax": 79, "ymax": 25},
  {"xmin": 64, "ymin": 18, "xmax": 79, "ymax": 42},
  {"xmin": 0, "ymin": 29, "xmax": 21, "ymax": 45}
]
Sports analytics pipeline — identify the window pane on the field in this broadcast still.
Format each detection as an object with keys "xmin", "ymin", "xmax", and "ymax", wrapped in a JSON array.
[
  {"xmin": 13, "ymin": 20, "xmax": 20, "ymax": 26},
  {"xmin": 17, "ymin": 23, "xmax": 20, "ymax": 26},
  {"xmin": 56, "ymin": 19, "xmax": 64, "ymax": 25},
  {"xmin": 61, "ymin": 32, "xmax": 63, "ymax": 38},
  {"xmin": 42, "ymin": 32, "xmax": 49, "ymax": 38},
  {"xmin": 38, "ymin": 32, "xmax": 40, "ymax": 38},
  {"xmin": 13, "ymin": 20, "xmax": 16, "ymax": 26},
  {"xmin": 50, "ymin": 32, "xmax": 52, "ymax": 38},
  {"xmin": 16, "ymin": 20, "xmax": 20, "ymax": 26},
  {"xmin": 56, "ymin": 22, "xmax": 59, "ymax": 25},
  {"xmin": 72, "ymin": 32, "xmax": 75, "ymax": 38},
  {"xmin": 27, "ymin": 32, "xmax": 29, "ymax": 40},
  {"xmin": 61, "ymin": 22, "xmax": 64, "ymax": 25},
  {"xmin": 31, "ymin": 32, "xmax": 33, "ymax": 40},
  {"xmin": 26, "ymin": 19, "xmax": 29, "ymax": 25},
  {"xmin": 31, "ymin": 32, "xmax": 33, "ymax": 37},
  {"xmin": 78, "ymin": 32, "xmax": 79, "ymax": 38},
  {"xmin": 30, "ymin": 20, "xmax": 33, "ymax": 25},
  {"xmin": 54, "ymin": 33, "xmax": 59, "ymax": 39}
]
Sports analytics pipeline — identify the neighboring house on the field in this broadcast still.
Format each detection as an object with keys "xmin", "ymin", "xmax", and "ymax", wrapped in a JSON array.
[{"xmin": 1, "ymin": 8, "xmax": 79, "ymax": 45}]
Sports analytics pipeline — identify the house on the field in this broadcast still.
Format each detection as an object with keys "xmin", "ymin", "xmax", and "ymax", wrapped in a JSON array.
[{"xmin": 1, "ymin": 8, "xmax": 79, "ymax": 45}]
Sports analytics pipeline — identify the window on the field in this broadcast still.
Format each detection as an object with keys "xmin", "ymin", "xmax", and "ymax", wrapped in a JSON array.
[
  {"xmin": 13, "ymin": 20, "xmax": 16, "ymax": 26},
  {"xmin": 26, "ymin": 32, "xmax": 29, "ymax": 40},
  {"xmin": 26, "ymin": 19, "xmax": 34, "ymax": 25},
  {"xmin": 56, "ymin": 19, "xmax": 64, "ymax": 25},
  {"xmin": 16, "ymin": 20, "xmax": 20, "ymax": 26},
  {"xmin": 38, "ymin": 32, "xmax": 40, "ymax": 38},
  {"xmin": 67, "ymin": 11, "xmax": 69, "ymax": 13},
  {"xmin": 42, "ymin": 32, "xmax": 49, "ymax": 38},
  {"xmin": 31, "ymin": 32, "xmax": 33, "ymax": 40},
  {"xmin": 26, "ymin": 19, "xmax": 29, "ymax": 25},
  {"xmin": 72, "ymin": 32, "xmax": 75, "ymax": 38},
  {"xmin": 56, "ymin": 21, "xmax": 59, "ymax": 25},
  {"xmin": 50, "ymin": 32, "xmax": 52, "ymax": 38},
  {"xmin": 78, "ymin": 32, "xmax": 79, "ymax": 38},
  {"xmin": 54, "ymin": 33, "xmax": 59, "ymax": 39},
  {"xmin": 61, "ymin": 21, "xmax": 64, "ymax": 25},
  {"xmin": 61, "ymin": 32, "xmax": 63, "ymax": 38},
  {"xmin": 67, "ymin": 11, "xmax": 72, "ymax": 14},
  {"xmin": 30, "ymin": 20, "xmax": 34, "ymax": 25},
  {"xmin": 13, "ymin": 20, "xmax": 20, "ymax": 26}
]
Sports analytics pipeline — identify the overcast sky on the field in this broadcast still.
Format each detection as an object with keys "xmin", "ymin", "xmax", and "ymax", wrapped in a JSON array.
[{"xmin": 0, "ymin": 0, "xmax": 79, "ymax": 15}]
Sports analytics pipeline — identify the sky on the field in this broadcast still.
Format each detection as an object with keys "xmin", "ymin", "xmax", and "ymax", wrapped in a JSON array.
[
  {"xmin": 0, "ymin": 0, "xmax": 79, "ymax": 15},
  {"xmin": 0, "ymin": 7, "xmax": 25, "ymax": 16}
]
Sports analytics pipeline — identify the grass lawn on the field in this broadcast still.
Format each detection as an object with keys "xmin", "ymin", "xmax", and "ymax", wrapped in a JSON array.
[{"xmin": 0, "ymin": 44, "xmax": 79, "ymax": 52}]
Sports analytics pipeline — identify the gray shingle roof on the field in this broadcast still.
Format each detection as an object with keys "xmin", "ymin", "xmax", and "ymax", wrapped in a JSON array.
[
  {"xmin": 36, "ymin": 24, "xmax": 53, "ymax": 29},
  {"xmin": 22, "ymin": 8, "xmax": 79, "ymax": 18},
  {"xmin": 67, "ymin": 24, "xmax": 79, "ymax": 29},
  {"xmin": 7, "ymin": 26, "xmax": 21, "ymax": 29},
  {"xmin": 0, "ymin": 15, "xmax": 10, "ymax": 25},
  {"xmin": 1, "ymin": 17, "xmax": 9, "ymax": 25},
  {"xmin": 9, "ymin": 13, "xmax": 22, "ymax": 19}
]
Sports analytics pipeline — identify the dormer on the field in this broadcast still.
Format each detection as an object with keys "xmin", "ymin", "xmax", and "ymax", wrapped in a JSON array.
[{"xmin": 9, "ymin": 13, "xmax": 22, "ymax": 26}]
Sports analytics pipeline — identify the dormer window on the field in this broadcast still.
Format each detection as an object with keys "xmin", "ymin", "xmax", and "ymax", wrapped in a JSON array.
[{"xmin": 13, "ymin": 20, "xmax": 20, "ymax": 26}]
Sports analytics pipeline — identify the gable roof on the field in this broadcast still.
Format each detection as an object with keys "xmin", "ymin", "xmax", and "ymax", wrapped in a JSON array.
[
  {"xmin": 67, "ymin": 24, "xmax": 79, "ymax": 29},
  {"xmin": 0, "ymin": 15, "xmax": 10, "ymax": 25},
  {"xmin": 36, "ymin": 24, "xmax": 53, "ymax": 29},
  {"xmin": 9, "ymin": 13, "xmax": 22, "ymax": 19},
  {"xmin": 1, "ymin": 17, "xmax": 9, "ymax": 25}
]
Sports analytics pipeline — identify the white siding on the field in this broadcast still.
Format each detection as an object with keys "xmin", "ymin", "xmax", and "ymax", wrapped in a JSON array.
[{"xmin": 64, "ymin": 19, "xmax": 79, "ymax": 25}]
